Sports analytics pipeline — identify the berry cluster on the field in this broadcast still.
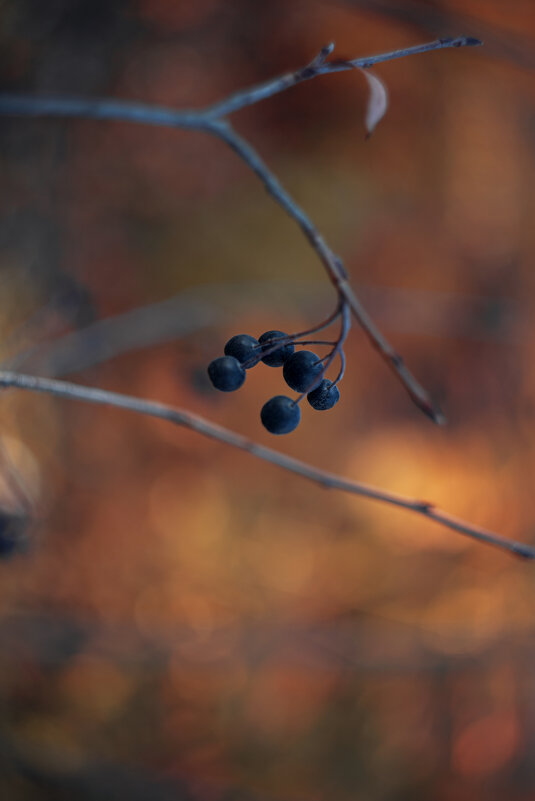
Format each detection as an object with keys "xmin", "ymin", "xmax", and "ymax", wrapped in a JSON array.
[{"xmin": 207, "ymin": 307, "xmax": 348, "ymax": 435}]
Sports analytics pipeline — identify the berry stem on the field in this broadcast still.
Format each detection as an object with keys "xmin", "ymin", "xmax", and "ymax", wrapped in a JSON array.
[
  {"xmin": 213, "ymin": 121, "xmax": 445, "ymax": 423},
  {"xmin": 245, "ymin": 304, "xmax": 343, "ymax": 368},
  {"xmin": 329, "ymin": 303, "xmax": 351, "ymax": 388},
  {"xmin": 293, "ymin": 339, "xmax": 337, "ymax": 347},
  {"xmin": 294, "ymin": 302, "xmax": 351, "ymax": 402},
  {"xmin": 0, "ymin": 35, "xmax": 461, "ymax": 421},
  {"xmin": 289, "ymin": 303, "xmax": 343, "ymax": 339},
  {"xmin": 331, "ymin": 349, "xmax": 346, "ymax": 388}
]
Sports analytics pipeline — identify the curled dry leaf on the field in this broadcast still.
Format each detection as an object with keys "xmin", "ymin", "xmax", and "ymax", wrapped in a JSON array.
[{"xmin": 358, "ymin": 68, "xmax": 389, "ymax": 138}]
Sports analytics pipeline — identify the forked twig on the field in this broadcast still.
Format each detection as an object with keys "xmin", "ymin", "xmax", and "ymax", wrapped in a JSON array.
[
  {"xmin": 0, "ymin": 36, "xmax": 481, "ymax": 422},
  {"xmin": 0, "ymin": 370, "xmax": 532, "ymax": 560},
  {"xmin": 0, "ymin": 37, "xmax": 513, "ymax": 560}
]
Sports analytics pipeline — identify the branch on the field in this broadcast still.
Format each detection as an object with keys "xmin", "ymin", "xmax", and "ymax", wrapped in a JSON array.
[
  {"xmin": 0, "ymin": 38, "xmax": 481, "ymax": 126},
  {"xmin": 204, "ymin": 36, "xmax": 481, "ymax": 117},
  {"xmin": 4, "ymin": 290, "xmax": 224, "ymax": 376},
  {"xmin": 214, "ymin": 119, "xmax": 445, "ymax": 421},
  {"xmin": 0, "ymin": 36, "xmax": 480, "ymax": 423},
  {"xmin": 0, "ymin": 94, "xmax": 208, "ymax": 131},
  {"xmin": 0, "ymin": 369, "xmax": 532, "ymax": 560}
]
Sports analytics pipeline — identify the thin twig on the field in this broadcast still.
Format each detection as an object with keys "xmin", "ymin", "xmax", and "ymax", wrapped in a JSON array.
[
  {"xmin": 204, "ymin": 36, "xmax": 481, "ymax": 118},
  {"xmin": 212, "ymin": 121, "xmax": 445, "ymax": 423},
  {"xmin": 292, "ymin": 340, "xmax": 337, "ymax": 347},
  {"xmin": 8, "ymin": 281, "xmax": 524, "ymax": 383},
  {"xmin": 332, "ymin": 348, "xmax": 346, "ymax": 388},
  {"xmin": 0, "ymin": 38, "xmax": 480, "ymax": 126},
  {"xmin": 324, "ymin": 301, "xmax": 351, "ymax": 388},
  {"xmin": 322, "ymin": 302, "xmax": 351, "ymax": 383},
  {"xmin": 0, "ymin": 94, "xmax": 208, "ymax": 130},
  {"xmin": 0, "ymin": 369, "xmax": 531, "ymax": 560},
  {"xmin": 289, "ymin": 303, "xmax": 343, "ymax": 339},
  {"xmin": 244, "ymin": 302, "xmax": 343, "ymax": 368},
  {"xmin": 6, "ymin": 281, "xmax": 310, "ymax": 377},
  {"xmin": 0, "ymin": 36, "xmax": 479, "ymax": 422},
  {"xmin": 295, "ymin": 301, "xmax": 351, "ymax": 401}
]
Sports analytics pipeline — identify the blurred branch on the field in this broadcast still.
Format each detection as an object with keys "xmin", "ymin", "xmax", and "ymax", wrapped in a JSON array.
[
  {"xmin": 340, "ymin": 0, "xmax": 535, "ymax": 70},
  {"xmin": 8, "ymin": 281, "xmax": 525, "ymax": 380},
  {"xmin": 5, "ymin": 289, "xmax": 225, "ymax": 376},
  {"xmin": 211, "ymin": 120, "xmax": 443, "ymax": 422},
  {"xmin": 0, "ymin": 369, "xmax": 532, "ymax": 560},
  {"xmin": 0, "ymin": 36, "xmax": 481, "ymax": 423},
  {"xmin": 204, "ymin": 36, "xmax": 480, "ymax": 117}
]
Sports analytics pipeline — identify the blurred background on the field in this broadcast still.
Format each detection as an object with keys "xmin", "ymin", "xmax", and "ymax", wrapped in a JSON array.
[{"xmin": 1, "ymin": 1, "xmax": 535, "ymax": 799}]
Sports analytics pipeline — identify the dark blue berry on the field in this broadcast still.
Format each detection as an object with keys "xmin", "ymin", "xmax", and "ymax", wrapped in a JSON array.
[
  {"xmin": 224, "ymin": 334, "xmax": 260, "ymax": 367},
  {"xmin": 282, "ymin": 350, "xmax": 323, "ymax": 392},
  {"xmin": 207, "ymin": 356, "xmax": 246, "ymax": 391},
  {"xmin": 258, "ymin": 330, "xmax": 295, "ymax": 367},
  {"xmin": 261, "ymin": 395, "xmax": 301, "ymax": 434},
  {"xmin": 307, "ymin": 379, "xmax": 340, "ymax": 410}
]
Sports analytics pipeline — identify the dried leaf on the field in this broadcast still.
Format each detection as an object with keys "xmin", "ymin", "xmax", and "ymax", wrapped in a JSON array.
[{"xmin": 358, "ymin": 68, "xmax": 388, "ymax": 138}]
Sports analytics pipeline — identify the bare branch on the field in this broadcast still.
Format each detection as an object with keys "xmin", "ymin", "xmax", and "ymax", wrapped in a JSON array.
[
  {"xmin": 0, "ymin": 94, "xmax": 208, "ymax": 130},
  {"xmin": 0, "ymin": 38, "xmax": 481, "ymax": 127},
  {"xmin": 205, "ymin": 36, "xmax": 481, "ymax": 118},
  {"xmin": 0, "ymin": 369, "xmax": 531, "ymax": 560},
  {"xmin": 0, "ymin": 37, "xmax": 478, "ymax": 422},
  {"xmin": 212, "ymin": 121, "xmax": 444, "ymax": 423}
]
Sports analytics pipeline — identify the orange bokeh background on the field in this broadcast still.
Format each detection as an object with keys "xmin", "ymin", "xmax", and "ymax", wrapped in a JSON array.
[{"xmin": 1, "ymin": 1, "xmax": 535, "ymax": 799}]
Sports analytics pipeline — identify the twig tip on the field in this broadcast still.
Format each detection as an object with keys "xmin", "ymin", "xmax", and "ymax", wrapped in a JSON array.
[
  {"xmin": 440, "ymin": 35, "xmax": 483, "ymax": 49},
  {"xmin": 419, "ymin": 400, "xmax": 447, "ymax": 426},
  {"xmin": 312, "ymin": 42, "xmax": 336, "ymax": 69},
  {"xmin": 434, "ymin": 409, "xmax": 447, "ymax": 426},
  {"xmin": 461, "ymin": 36, "xmax": 484, "ymax": 47},
  {"xmin": 513, "ymin": 543, "xmax": 535, "ymax": 560}
]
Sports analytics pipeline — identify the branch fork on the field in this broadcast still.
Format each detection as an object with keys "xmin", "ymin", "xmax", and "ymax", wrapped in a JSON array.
[{"xmin": 2, "ymin": 35, "xmax": 527, "ymax": 560}]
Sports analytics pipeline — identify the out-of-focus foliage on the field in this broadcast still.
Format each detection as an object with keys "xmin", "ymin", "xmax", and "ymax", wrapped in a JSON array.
[{"xmin": 1, "ymin": 1, "xmax": 535, "ymax": 799}]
